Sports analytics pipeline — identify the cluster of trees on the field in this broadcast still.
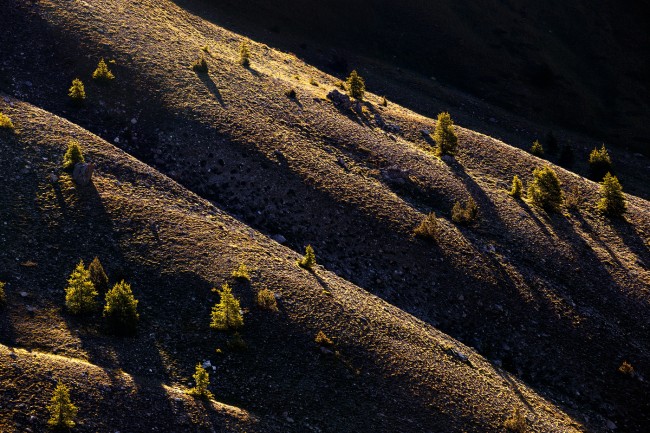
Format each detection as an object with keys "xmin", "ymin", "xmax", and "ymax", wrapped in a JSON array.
[{"xmin": 68, "ymin": 58, "xmax": 115, "ymax": 104}]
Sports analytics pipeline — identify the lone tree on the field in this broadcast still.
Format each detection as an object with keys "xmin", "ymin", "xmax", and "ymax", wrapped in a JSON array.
[
  {"xmin": 298, "ymin": 244, "xmax": 316, "ymax": 270},
  {"xmin": 433, "ymin": 112, "xmax": 458, "ymax": 157},
  {"xmin": 589, "ymin": 144, "xmax": 612, "ymax": 180},
  {"xmin": 47, "ymin": 382, "xmax": 78, "ymax": 429},
  {"xmin": 210, "ymin": 283, "xmax": 243, "ymax": 331},
  {"xmin": 62, "ymin": 140, "xmax": 85, "ymax": 170},
  {"xmin": 188, "ymin": 364, "xmax": 213, "ymax": 399},
  {"xmin": 65, "ymin": 260, "xmax": 98, "ymax": 314},
  {"xmin": 239, "ymin": 40, "xmax": 251, "ymax": 67},
  {"xmin": 88, "ymin": 257, "xmax": 109, "ymax": 295},
  {"xmin": 509, "ymin": 175, "xmax": 523, "ymax": 198},
  {"xmin": 68, "ymin": 78, "xmax": 86, "ymax": 103},
  {"xmin": 346, "ymin": 70, "xmax": 365, "ymax": 100},
  {"xmin": 530, "ymin": 140, "xmax": 544, "ymax": 157},
  {"xmin": 597, "ymin": 172, "xmax": 626, "ymax": 217},
  {"xmin": 528, "ymin": 165, "xmax": 564, "ymax": 211},
  {"xmin": 92, "ymin": 58, "xmax": 115, "ymax": 81},
  {"xmin": 103, "ymin": 280, "xmax": 139, "ymax": 335}
]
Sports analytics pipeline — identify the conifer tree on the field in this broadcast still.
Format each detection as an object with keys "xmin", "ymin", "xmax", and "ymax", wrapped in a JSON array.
[
  {"xmin": 298, "ymin": 244, "xmax": 316, "ymax": 270},
  {"xmin": 528, "ymin": 165, "xmax": 563, "ymax": 211},
  {"xmin": 0, "ymin": 112, "xmax": 14, "ymax": 130},
  {"xmin": 597, "ymin": 172, "xmax": 626, "ymax": 217},
  {"xmin": 530, "ymin": 140, "xmax": 544, "ymax": 157},
  {"xmin": 346, "ymin": 70, "xmax": 365, "ymax": 100},
  {"xmin": 509, "ymin": 175, "xmax": 523, "ymax": 198},
  {"xmin": 47, "ymin": 382, "xmax": 78, "ymax": 429},
  {"xmin": 65, "ymin": 260, "xmax": 98, "ymax": 314},
  {"xmin": 433, "ymin": 112, "xmax": 458, "ymax": 157},
  {"xmin": 210, "ymin": 283, "xmax": 243, "ymax": 331},
  {"xmin": 62, "ymin": 140, "xmax": 85, "ymax": 170},
  {"xmin": 239, "ymin": 40, "xmax": 251, "ymax": 67},
  {"xmin": 92, "ymin": 58, "xmax": 115, "ymax": 81},
  {"xmin": 88, "ymin": 257, "xmax": 109, "ymax": 295},
  {"xmin": 103, "ymin": 280, "xmax": 139, "ymax": 334},
  {"xmin": 188, "ymin": 364, "xmax": 213, "ymax": 399},
  {"xmin": 68, "ymin": 78, "xmax": 86, "ymax": 102},
  {"xmin": 589, "ymin": 144, "xmax": 612, "ymax": 180},
  {"xmin": 231, "ymin": 263, "xmax": 250, "ymax": 281}
]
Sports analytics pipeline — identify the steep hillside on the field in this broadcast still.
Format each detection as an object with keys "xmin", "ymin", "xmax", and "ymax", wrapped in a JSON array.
[
  {"xmin": 0, "ymin": 99, "xmax": 585, "ymax": 432},
  {"xmin": 0, "ymin": 0, "xmax": 649, "ymax": 431}
]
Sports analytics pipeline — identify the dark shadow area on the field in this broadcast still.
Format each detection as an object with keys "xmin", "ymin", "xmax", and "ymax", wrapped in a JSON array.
[{"xmin": 197, "ymin": 72, "xmax": 225, "ymax": 107}]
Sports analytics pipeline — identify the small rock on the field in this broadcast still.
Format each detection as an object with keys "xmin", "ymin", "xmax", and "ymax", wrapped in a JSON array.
[
  {"xmin": 72, "ymin": 162, "xmax": 94, "ymax": 186},
  {"xmin": 49, "ymin": 173, "xmax": 58, "ymax": 183},
  {"xmin": 420, "ymin": 129, "xmax": 430, "ymax": 136},
  {"xmin": 20, "ymin": 291, "xmax": 28, "ymax": 297},
  {"xmin": 320, "ymin": 347, "xmax": 333, "ymax": 355},
  {"xmin": 326, "ymin": 89, "xmax": 351, "ymax": 110},
  {"xmin": 202, "ymin": 360, "xmax": 212, "ymax": 369},
  {"xmin": 271, "ymin": 234, "xmax": 287, "ymax": 244},
  {"xmin": 606, "ymin": 419, "xmax": 617, "ymax": 430},
  {"xmin": 131, "ymin": 118, "xmax": 137, "ymax": 125}
]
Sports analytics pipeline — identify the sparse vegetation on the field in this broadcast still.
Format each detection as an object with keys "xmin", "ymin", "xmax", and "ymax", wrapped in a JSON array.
[
  {"xmin": 597, "ymin": 172, "xmax": 626, "ymax": 217},
  {"xmin": 298, "ymin": 244, "xmax": 316, "ymax": 270},
  {"xmin": 0, "ymin": 281, "xmax": 5, "ymax": 305},
  {"xmin": 433, "ymin": 112, "xmax": 458, "ymax": 157},
  {"xmin": 191, "ymin": 55, "xmax": 208, "ymax": 73},
  {"xmin": 503, "ymin": 407, "xmax": 527, "ymax": 432},
  {"xmin": 239, "ymin": 40, "xmax": 251, "ymax": 67},
  {"xmin": 47, "ymin": 382, "xmax": 78, "ymax": 429},
  {"xmin": 414, "ymin": 212, "xmax": 439, "ymax": 240},
  {"xmin": 88, "ymin": 257, "xmax": 109, "ymax": 295},
  {"xmin": 68, "ymin": 78, "xmax": 86, "ymax": 103},
  {"xmin": 92, "ymin": 58, "xmax": 115, "ymax": 81},
  {"xmin": 618, "ymin": 360, "xmax": 634, "ymax": 377},
  {"xmin": 589, "ymin": 144, "xmax": 612, "ymax": 180},
  {"xmin": 451, "ymin": 198, "xmax": 479, "ymax": 224},
  {"xmin": 530, "ymin": 140, "xmax": 544, "ymax": 157},
  {"xmin": 62, "ymin": 139, "xmax": 84, "ymax": 170},
  {"xmin": 201, "ymin": 45, "xmax": 210, "ymax": 53},
  {"xmin": 528, "ymin": 165, "xmax": 563, "ymax": 211},
  {"xmin": 256, "ymin": 288, "xmax": 278, "ymax": 311},
  {"xmin": 187, "ymin": 364, "xmax": 213, "ymax": 399},
  {"xmin": 0, "ymin": 112, "xmax": 14, "ymax": 130},
  {"xmin": 65, "ymin": 260, "xmax": 98, "ymax": 315},
  {"xmin": 346, "ymin": 70, "xmax": 365, "ymax": 100},
  {"xmin": 315, "ymin": 330, "xmax": 334, "ymax": 347},
  {"xmin": 231, "ymin": 263, "xmax": 251, "ymax": 281},
  {"xmin": 210, "ymin": 283, "xmax": 243, "ymax": 331},
  {"xmin": 103, "ymin": 280, "xmax": 139, "ymax": 334},
  {"xmin": 564, "ymin": 186, "xmax": 583, "ymax": 211},
  {"xmin": 309, "ymin": 77, "xmax": 319, "ymax": 86},
  {"xmin": 509, "ymin": 175, "xmax": 523, "ymax": 198}
]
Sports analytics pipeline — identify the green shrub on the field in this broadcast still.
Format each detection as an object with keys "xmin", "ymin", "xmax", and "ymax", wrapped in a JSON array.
[
  {"xmin": 191, "ymin": 55, "xmax": 208, "ymax": 73},
  {"xmin": 346, "ymin": 70, "xmax": 365, "ymax": 100},
  {"xmin": 231, "ymin": 263, "xmax": 250, "ymax": 281},
  {"xmin": 210, "ymin": 283, "xmax": 243, "ymax": 331},
  {"xmin": 503, "ymin": 407, "xmax": 526, "ymax": 432},
  {"xmin": 433, "ymin": 112, "xmax": 458, "ymax": 157},
  {"xmin": 65, "ymin": 260, "xmax": 98, "ymax": 314},
  {"xmin": 509, "ymin": 175, "xmax": 523, "ymax": 198},
  {"xmin": 187, "ymin": 364, "xmax": 213, "ymax": 399},
  {"xmin": 451, "ymin": 198, "xmax": 479, "ymax": 224},
  {"xmin": 256, "ymin": 288, "xmax": 278, "ymax": 311},
  {"xmin": 0, "ymin": 112, "xmax": 14, "ymax": 130},
  {"xmin": 68, "ymin": 78, "xmax": 86, "ymax": 102},
  {"xmin": 103, "ymin": 280, "xmax": 139, "ymax": 335},
  {"xmin": 239, "ymin": 40, "xmax": 251, "ymax": 67},
  {"xmin": 0, "ymin": 281, "xmax": 5, "ymax": 305},
  {"xmin": 315, "ymin": 330, "xmax": 334, "ymax": 347},
  {"xmin": 88, "ymin": 257, "xmax": 109, "ymax": 295},
  {"xmin": 597, "ymin": 172, "xmax": 626, "ymax": 217},
  {"xmin": 47, "ymin": 382, "xmax": 78, "ymax": 429},
  {"xmin": 530, "ymin": 140, "xmax": 544, "ymax": 157},
  {"xmin": 62, "ymin": 140, "xmax": 85, "ymax": 170},
  {"xmin": 528, "ymin": 165, "xmax": 563, "ymax": 211},
  {"xmin": 92, "ymin": 58, "xmax": 115, "ymax": 81},
  {"xmin": 298, "ymin": 244, "xmax": 316, "ymax": 270},
  {"xmin": 414, "ymin": 212, "xmax": 439, "ymax": 240},
  {"xmin": 589, "ymin": 144, "xmax": 612, "ymax": 180}
]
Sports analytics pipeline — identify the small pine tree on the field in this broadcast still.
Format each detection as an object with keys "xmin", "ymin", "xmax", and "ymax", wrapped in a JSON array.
[
  {"xmin": 68, "ymin": 78, "xmax": 86, "ymax": 103},
  {"xmin": 597, "ymin": 172, "xmax": 626, "ymax": 217},
  {"xmin": 0, "ymin": 112, "xmax": 14, "ymax": 130},
  {"xmin": 191, "ymin": 55, "xmax": 208, "ymax": 73},
  {"xmin": 298, "ymin": 244, "xmax": 316, "ymax": 270},
  {"xmin": 346, "ymin": 70, "xmax": 365, "ymax": 100},
  {"xmin": 65, "ymin": 260, "xmax": 98, "ymax": 314},
  {"xmin": 558, "ymin": 144, "xmax": 574, "ymax": 168},
  {"xmin": 210, "ymin": 283, "xmax": 244, "ymax": 331},
  {"xmin": 451, "ymin": 198, "xmax": 479, "ymax": 224},
  {"xmin": 0, "ymin": 281, "xmax": 6, "ymax": 305},
  {"xmin": 414, "ymin": 212, "xmax": 439, "ymax": 240},
  {"xmin": 47, "ymin": 382, "xmax": 78, "ymax": 429},
  {"xmin": 589, "ymin": 144, "xmax": 612, "ymax": 180},
  {"xmin": 103, "ymin": 280, "xmax": 139, "ymax": 335},
  {"xmin": 528, "ymin": 165, "xmax": 563, "ymax": 211},
  {"xmin": 530, "ymin": 140, "xmax": 544, "ymax": 157},
  {"xmin": 433, "ymin": 112, "xmax": 458, "ymax": 157},
  {"xmin": 62, "ymin": 140, "xmax": 85, "ymax": 170},
  {"xmin": 187, "ymin": 364, "xmax": 213, "ymax": 399},
  {"xmin": 239, "ymin": 40, "xmax": 251, "ymax": 67},
  {"xmin": 231, "ymin": 263, "xmax": 250, "ymax": 281},
  {"xmin": 509, "ymin": 175, "xmax": 523, "ymax": 198},
  {"xmin": 88, "ymin": 257, "xmax": 109, "ymax": 295},
  {"xmin": 92, "ymin": 58, "xmax": 115, "ymax": 81},
  {"xmin": 256, "ymin": 288, "xmax": 278, "ymax": 311},
  {"xmin": 315, "ymin": 330, "xmax": 334, "ymax": 347}
]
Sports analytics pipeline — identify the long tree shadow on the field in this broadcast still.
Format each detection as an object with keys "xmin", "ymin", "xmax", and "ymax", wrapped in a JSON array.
[{"xmin": 197, "ymin": 72, "xmax": 226, "ymax": 107}]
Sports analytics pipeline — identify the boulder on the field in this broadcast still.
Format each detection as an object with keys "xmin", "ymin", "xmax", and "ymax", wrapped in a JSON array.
[
  {"xmin": 72, "ymin": 162, "xmax": 94, "ymax": 186},
  {"xmin": 327, "ymin": 89, "xmax": 351, "ymax": 110}
]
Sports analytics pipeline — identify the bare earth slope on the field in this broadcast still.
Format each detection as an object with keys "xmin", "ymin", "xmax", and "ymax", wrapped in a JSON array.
[{"xmin": 0, "ymin": 0, "xmax": 649, "ymax": 431}]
